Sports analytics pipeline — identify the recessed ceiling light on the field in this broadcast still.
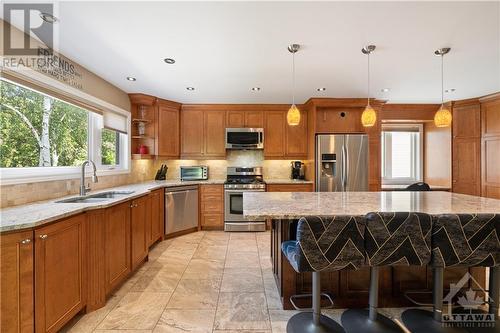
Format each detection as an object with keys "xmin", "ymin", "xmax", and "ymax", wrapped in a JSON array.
[
  {"xmin": 381, "ymin": 88, "xmax": 390, "ymax": 92},
  {"xmin": 126, "ymin": 77, "xmax": 136, "ymax": 81},
  {"xmin": 40, "ymin": 12, "xmax": 58, "ymax": 24},
  {"xmin": 186, "ymin": 87, "xmax": 195, "ymax": 91},
  {"xmin": 251, "ymin": 87, "xmax": 261, "ymax": 91},
  {"xmin": 164, "ymin": 58, "xmax": 175, "ymax": 64},
  {"xmin": 317, "ymin": 87, "xmax": 326, "ymax": 92},
  {"xmin": 445, "ymin": 88, "xmax": 456, "ymax": 93}
]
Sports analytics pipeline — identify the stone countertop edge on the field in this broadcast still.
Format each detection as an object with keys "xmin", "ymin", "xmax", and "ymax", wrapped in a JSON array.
[
  {"xmin": 0, "ymin": 179, "xmax": 225, "ymax": 233},
  {"xmin": 264, "ymin": 179, "xmax": 314, "ymax": 184}
]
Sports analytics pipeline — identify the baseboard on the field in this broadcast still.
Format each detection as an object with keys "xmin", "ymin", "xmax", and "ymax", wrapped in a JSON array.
[{"xmin": 164, "ymin": 227, "xmax": 199, "ymax": 239}]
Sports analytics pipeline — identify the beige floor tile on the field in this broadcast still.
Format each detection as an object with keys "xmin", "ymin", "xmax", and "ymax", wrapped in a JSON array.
[
  {"xmin": 182, "ymin": 258, "xmax": 224, "ymax": 280},
  {"xmin": 94, "ymin": 330, "xmax": 151, "ymax": 333},
  {"xmin": 265, "ymin": 287, "xmax": 282, "ymax": 310},
  {"xmin": 167, "ymin": 279, "xmax": 220, "ymax": 309},
  {"xmin": 97, "ymin": 292, "xmax": 170, "ymax": 330},
  {"xmin": 198, "ymin": 237, "xmax": 229, "ymax": 247},
  {"xmin": 131, "ymin": 267, "xmax": 182, "ymax": 292},
  {"xmin": 220, "ymin": 268, "xmax": 264, "ymax": 292},
  {"xmin": 214, "ymin": 292, "xmax": 270, "ymax": 330},
  {"xmin": 227, "ymin": 241, "xmax": 258, "ymax": 253},
  {"xmin": 224, "ymin": 251, "xmax": 261, "ymax": 268},
  {"xmin": 153, "ymin": 309, "xmax": 215, "ymax": 333},
  {"xmin": 268, "ymin": 309, "xmax": 299, "ymax": 333},
  {"xmin": 192, "ymin": 245, "xmax": 227, "ymax": 261},
  {"xmin": 229, "ymin": 233, "xmax": 256, "ymax": 240}
]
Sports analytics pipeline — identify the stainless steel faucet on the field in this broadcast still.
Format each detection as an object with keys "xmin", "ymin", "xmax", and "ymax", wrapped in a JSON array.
[{"xmin": 80, "ymin": 160, "xmax": 98, "ymax": 196}]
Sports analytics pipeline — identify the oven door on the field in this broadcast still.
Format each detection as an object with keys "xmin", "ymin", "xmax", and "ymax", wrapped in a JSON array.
[{"xmin": 224, "ymin": 189, "xmax": 245, "ymax": 222}]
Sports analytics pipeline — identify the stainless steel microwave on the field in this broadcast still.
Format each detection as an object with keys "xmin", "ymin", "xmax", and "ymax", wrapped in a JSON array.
[
  {"xmin": 180, "ymin": 166, "xmax": 208, "ymax": 181},
  {"xmin": 225, "ymin": 128, "xmax": 264, "ymax": 149}
]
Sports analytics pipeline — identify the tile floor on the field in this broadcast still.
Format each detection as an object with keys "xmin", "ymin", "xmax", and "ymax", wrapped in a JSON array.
[{"xmin": 62, "ymin": 231, "xmax": 409, "ymax": 333}]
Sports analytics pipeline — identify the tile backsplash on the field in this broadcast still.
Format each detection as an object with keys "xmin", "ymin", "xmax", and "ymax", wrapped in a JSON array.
[
  {"xmin": 1, "ymin": 151, "xmax": 300, "ymax": 208},
  {"xmin": 154, "ymin": 151, "xmax": 296, "ymax": 180}
]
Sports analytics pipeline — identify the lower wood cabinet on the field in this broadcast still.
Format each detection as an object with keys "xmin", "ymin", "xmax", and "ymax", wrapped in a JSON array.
[
  {"xmin": 130, "ymin": 195, "xmax": 149, "ymax": 270},
  {"xmin": 104, "ymin": 201, "xmax": 131, "ymax": 294},
  {"xmin": 0, "ymin": 230, "xmax": 34, "ymax": 333},
  {"xmin": 35, "ymin": 214, "xmax": 87, "ymax": 333},
  {"xmin": 200, "ymin": 185, "xmax": 224, "ymax": 230},
  {"xmin": 267, "ymin": 183, "xmax": 313, "ymax": 192},
  {"xmin": 148, "ymin": 189, "xmax": 164, "ymax": 246}
]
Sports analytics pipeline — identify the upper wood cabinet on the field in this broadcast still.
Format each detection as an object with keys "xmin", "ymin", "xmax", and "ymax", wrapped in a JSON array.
[
  {"xmin": 452, "ymin": 100, "xmax": 481, "ymax": 196},
  {"xmin": 264, "ymin": 109, "xmax": 307, "ymax": 159},
  {"xmin": 480, "ymin": 94, "xmax": 500, "ymax": 199},
  {"xmin": 156, "ymin": 100, "xmax": 180, "ymax": 158},
  {"xmin": 1, "ymin": 230, "xmax": 34, "ymax": 333},
  {"xmin": 181, "ymin": 108, "xmax": 226, "ymax": 159},
  {"xmin": 226, "ymin": 110, "xmax": 264, "ymax": 128},
  {"xmin": 130, "ymin": 196, "xmax": 149, "ymax": 270},
  {"xmin": 35, "ymin": 214, "xmax": 87, "ymax": 333},
  {"xmin": 316, "ymin": 108, "xmax": 365, "ymax": 133}
]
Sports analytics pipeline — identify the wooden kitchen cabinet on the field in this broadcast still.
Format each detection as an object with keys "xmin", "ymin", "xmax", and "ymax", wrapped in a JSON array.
[
  {"xmin": 148, "ymin": 189, "xmax": 164, "ymax": 246},
  {"xmin": 226, "ymin": 110, "xmax": 264, "ymax": 128},
  {"xmin": 104, "ymin": 201, "xmax": 131, "ymax": 294},
  {"xmin": 267, "ymin": 183, "xmax": 313, "ymax": 192},
  {"xmin": 130, "ymin": 195, "xmax": 149, "ymax": 270},
  {"xmin": 35, "ymin": 214, "xmax": 87, "ymax": 333},
  {"xmin": 181, "ymin": 108, "xmax": 226, "ymax": 159},
  {"xmin": 315, "ymin": 108, "xmax": 365, "ymax": 133},
  {"xmin": 1, "ymin": 230, "xmax": 34, "ymax": 333},
  {"xmin": 156, "ymin": 100, "xmax": 180, "ymax": 158},
  {"xmin": 264, "ymin": 109, "xmax": 308, "ymax": 158},
  {"xmin": 200, "ymin": 185, "xmax": 224, "ymax": 230}
]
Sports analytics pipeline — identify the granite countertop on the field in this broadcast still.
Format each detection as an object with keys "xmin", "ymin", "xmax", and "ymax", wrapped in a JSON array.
[
  {"xmin": 243, "ymin": 191, "xmax": 500, "ymax": 220},
  {"xmin": 381, "ymin": 184, "xmax": 451, "ymax": 191},
  {"xmin": 0, "ymin": 179, "xmax": 225, "ymax": 233},
  {"xmin": 265, "ymin": 179, "xmax": 313, "ymax": 184}
]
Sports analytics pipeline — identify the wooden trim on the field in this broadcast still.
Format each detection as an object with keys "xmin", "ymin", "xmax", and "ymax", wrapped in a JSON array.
[
  {"xmin": 479, "ymin": 91, "xmax": 500, "ymax": 103},
  {"xmin": 128, "ymin": 93, "xmax": 157, "ymax": 105},
  {"xmin": 164, "ymin": 227, "xmax": 199, "ymax": 239},
  {"xmin": 452, "ymin": 98, "xmax": 480, "ymax": 107},
  {"xmin": 305, "ymin": 97, "xmax": 386, "ymax": 108},
  {"xmin": 381, "ymin": 104, "xmax": 440, "ymax": 122}
]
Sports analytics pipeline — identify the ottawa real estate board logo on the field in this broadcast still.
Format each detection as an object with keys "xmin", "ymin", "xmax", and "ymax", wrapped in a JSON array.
[{"xmin": 442, "ymin": 272, "xmax": 496, "ymax": 329}]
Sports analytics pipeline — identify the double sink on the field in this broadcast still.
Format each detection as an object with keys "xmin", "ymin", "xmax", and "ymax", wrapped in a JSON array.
[{"xmin": 56, "ymin": 190, "xmax": 135, "ymax": 204}]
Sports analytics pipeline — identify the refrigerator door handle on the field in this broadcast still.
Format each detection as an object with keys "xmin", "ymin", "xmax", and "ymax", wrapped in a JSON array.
[
  {"xmin": 344, "ymin": 143, "xmax": 349, "ymax": 191},
  {"xmin": 342, "ymin": 144, "xmax": 347, "ymax": 191}
]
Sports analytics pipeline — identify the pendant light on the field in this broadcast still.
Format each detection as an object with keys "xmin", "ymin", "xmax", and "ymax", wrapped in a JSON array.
[
  {"xmin": 287, "ymin": 44, "xmax": 301, "ymax": 126},
  {"xmin": 361, "ymin": 45, "xmax": 377, "ymax": 127},
  {"xmin": 434, "ymin": 48, "xmax": 452, "ymax": 127}
]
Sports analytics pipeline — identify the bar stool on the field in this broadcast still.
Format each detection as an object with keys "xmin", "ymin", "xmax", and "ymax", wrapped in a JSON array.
[
  {"xmin": 342, "ymin": 212, "xmax": 433, "ymax": 333},
  {"xmin": 402, "ymin": 213, "xmax": 500, "ymax": 333},
  {"xmin": 281, "ymin": 215, "xmax": 367, "ymax": 333}
]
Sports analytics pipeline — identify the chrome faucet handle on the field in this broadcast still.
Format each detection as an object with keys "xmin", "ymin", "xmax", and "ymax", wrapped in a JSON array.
[{"xmin": 92, "ymin": 175, "xmax": 99, "ymax": 183}]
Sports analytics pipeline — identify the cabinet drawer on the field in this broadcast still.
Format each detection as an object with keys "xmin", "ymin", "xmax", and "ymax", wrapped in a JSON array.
[
  {"xmin": 201, "ymin": 199, "xmax": 223, "ymax": 213},
  {"xmin": 201, "ymin": 214, "xmax": 223, "ymax": 227},
  {"xmin": 267, "ymin": 184, "xmax": 313, "ymax": 192},
  {"xmin": 200, "ymin": 185, "xmax": 223, "ymax": 195}
]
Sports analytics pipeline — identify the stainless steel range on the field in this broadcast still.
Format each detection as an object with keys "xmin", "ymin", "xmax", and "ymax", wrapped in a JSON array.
[{"xmin": 224, "ymin": 167, "xmax": 266, "ymax": 232}]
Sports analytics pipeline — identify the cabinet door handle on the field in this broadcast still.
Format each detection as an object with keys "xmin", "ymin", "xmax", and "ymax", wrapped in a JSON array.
[
  {"xmin": 21, "ymin": 238, "xmax": 31, "ymax": 244},
  {"xmin": 39, "ymin": 234, "xmax": 48, "ymax": 239}
]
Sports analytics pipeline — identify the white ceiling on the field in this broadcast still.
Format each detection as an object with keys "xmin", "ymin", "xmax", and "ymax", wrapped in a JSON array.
[{"xmin": 4, "ymin": 1, "xmax": 500, "ymax": 104}]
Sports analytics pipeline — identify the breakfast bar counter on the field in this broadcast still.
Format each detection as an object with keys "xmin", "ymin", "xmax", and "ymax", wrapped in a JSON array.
[{"xmin": 243, "ymin": 191, "xmax": 500, "ymax": 310}]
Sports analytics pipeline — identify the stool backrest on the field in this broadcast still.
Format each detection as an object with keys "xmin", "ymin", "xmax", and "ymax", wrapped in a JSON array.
[
  {"xmin": 365, "ymin": 212, "xmax": 432, "ymax": 266},
  {"xmin": 294, "ymin": 215, "xmax": 366, "ymax": 272},
  {"xmin": 406, "ymin": 182, "xmax": 431, "ymax": 191},
  {"xmin": 431, "ymin": 213, "xmax": 500, "ymax": 268}
]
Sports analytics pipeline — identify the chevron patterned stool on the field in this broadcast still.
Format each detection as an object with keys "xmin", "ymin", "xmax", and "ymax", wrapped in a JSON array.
[
  {"xmin": 342, "ymin": 212, "xmax": 432, "ymax": 333},
  {"xmin": 402, "ymin": 213, "xmax": 500, "ymax": 333},
  {"xmin": 281, "ymin": 215, "xmax": 366, "ymax": 333}
]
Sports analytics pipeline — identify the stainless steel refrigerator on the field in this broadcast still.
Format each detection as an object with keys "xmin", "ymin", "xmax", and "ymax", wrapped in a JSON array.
[{"xmin": 315, "ymin": 134, "xmax": 369, "ymax": 192}]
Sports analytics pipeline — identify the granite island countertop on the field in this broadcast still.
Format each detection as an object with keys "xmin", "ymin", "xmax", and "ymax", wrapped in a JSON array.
[
  {"xmin": 243, "ymin": 191, "xmax": 500, "ymax": 219},
  {"xmin": 0, "ymin": 179, "xmax": 225, "ymax": 233}
]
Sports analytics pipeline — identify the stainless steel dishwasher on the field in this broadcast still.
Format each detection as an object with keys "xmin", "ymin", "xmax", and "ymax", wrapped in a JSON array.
[{"xmin": 165, "ymin": 185, "xmax": 199, "ymax": 235}]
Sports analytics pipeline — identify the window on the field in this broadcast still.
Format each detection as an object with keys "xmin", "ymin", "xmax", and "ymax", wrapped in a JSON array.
[
  {"xmin": 381, "ymin": 124, "xmax": 423, "ymax": 185},
  {"xmin": 0, "ymin": 78, "xmax": 129, "ymax": 183}
]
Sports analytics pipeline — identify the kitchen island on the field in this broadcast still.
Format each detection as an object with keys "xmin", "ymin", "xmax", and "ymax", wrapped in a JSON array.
[{"xmin": 243, "ymin": 191, "xmax": 500, "ymax": 310}]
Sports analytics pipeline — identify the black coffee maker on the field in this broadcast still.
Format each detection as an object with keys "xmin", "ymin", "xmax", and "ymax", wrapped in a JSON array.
[{"xmin": 291, "ymin": 161, "xmax": 305, "ymax": 180}]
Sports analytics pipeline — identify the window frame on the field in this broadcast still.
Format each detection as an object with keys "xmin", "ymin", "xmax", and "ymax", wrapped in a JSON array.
[
  {"xmin": 381, "ymin": 123, "xmax": 424, "ymax": 185},
  {"xmin": 0, "ymin": 74, "xmax": 130, "ymax": 186}
]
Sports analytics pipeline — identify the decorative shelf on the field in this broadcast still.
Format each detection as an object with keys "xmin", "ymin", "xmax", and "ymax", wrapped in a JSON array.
[
  {"xmin": 131, "ymin": 135, "xmax": 154, "ymax": 140},
  {"xmin": 132, "ymin": 118, "xmax": 152, "ymax": 123},
  {"xmin": 132, "ymin": 153, "xmax": 154, "ymax": 160}
]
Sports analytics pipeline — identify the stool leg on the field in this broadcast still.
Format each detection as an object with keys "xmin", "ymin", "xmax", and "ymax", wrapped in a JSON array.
[
  {"xmin": 490, "ymin": 267, "xmax": 499, "ymax": 319},
  {"xmin": 433, "ymin": 267, "xmax": 444, "ymax": 322},
  {"xmin": 312, "ymin": 271, "xmax": 321, "ymax": 325},
  {"xmin": 369, "ymin": 266, "xmax": 379, "ymax": 321}
]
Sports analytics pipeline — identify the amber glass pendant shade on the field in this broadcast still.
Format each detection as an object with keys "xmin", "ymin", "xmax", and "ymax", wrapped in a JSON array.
[
  {"xmin": 287, "ymin": 104, "xmax": 301, "ymax": 126},
  {"xmin": 361, "ymin": 105, "xmax": 376, "ymax": 127},
  {"xmin": 434, "ymin": 105, "xmax": 452, "ymax": 127}
]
